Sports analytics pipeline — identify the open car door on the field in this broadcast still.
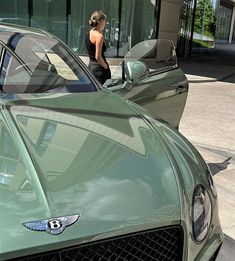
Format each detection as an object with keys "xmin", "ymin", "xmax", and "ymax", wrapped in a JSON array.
[{"xmin": 105, "ymin": 39, "xmax": 188, "ymax": 128}]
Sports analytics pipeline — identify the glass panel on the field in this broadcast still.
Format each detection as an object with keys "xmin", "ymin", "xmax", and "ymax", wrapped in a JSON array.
[
  {"xmin": 216, "ymin": 4, "xmax": 233, "ymax": 43},
  {"xmin": 0, "ymin": 32, "xmax": 96, "ymax": 93},
  {"xmin": 0, "ymin": 0, "xmax": 158, "ymax": 58},
  {"xmin": 124, "ymin": 39, "xmax": 176, "ymax": 70},
  {"xmin": 192, "ymin": 0, "xmax": 217, "ymax": 49},
  {"xmin": 119, "ymin": 0, "xmax": 158, "ymax": 56},
  {"xmin": 177, "ymin": 0, "xmax": 195, "ymax": 56},
  {"xmin": 0, "ymin": 48, "xmax": 31, "ymax": 93},
  {"xmin": 108, "ymin": 39, "xmax": 177, "ymax": 86},
  {"xmin": 233, "ymin": 12, "xmax": 235, "ymax": 43},
  {"xmin": 32, "ymin": 0, "xmax": 67, "ymax": 43},
  {"xmin": 70, "ymin": 0, "xmax": 157, "ymax": 57},
  {"xmin": 0, "ymin": 0, "xmax": 29, "ymax": 25},
  {"xmin": 70, "ymin": 0, "xmax": 119, "ymax": 55}
]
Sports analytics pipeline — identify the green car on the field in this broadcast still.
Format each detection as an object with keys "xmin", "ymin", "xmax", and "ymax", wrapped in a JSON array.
[
  {"xmin": 0, "ymin": 23, "xmax": 223, "ymax": 260},
  {"xmin": 105, "ymin": 38, "xmax": 189, "ymax": 129}
]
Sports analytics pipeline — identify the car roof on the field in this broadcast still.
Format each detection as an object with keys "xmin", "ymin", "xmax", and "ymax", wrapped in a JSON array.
[{"xmin": 0, "ymin": 22, "xmax": 53, "ymax": 41}]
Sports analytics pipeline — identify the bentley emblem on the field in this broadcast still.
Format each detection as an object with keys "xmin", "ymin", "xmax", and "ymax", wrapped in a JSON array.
[{"xmin": 23, "ymin": 214, "xmax": 80, "ymax": 235}]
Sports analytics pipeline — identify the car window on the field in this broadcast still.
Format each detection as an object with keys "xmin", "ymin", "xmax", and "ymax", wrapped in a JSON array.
[
  {"xmin": 124, "ymin": 39, "xmax": 177, "ymax": 73},
  {"xmin": 110, "ymin": 39, "xmax": 177, "ymax": 83},
  {"xmin": 46, "ymin": 53, "xmax": 78, "ymax": 80},
  {"xmin": 0, "ymin": 48, "xmax": 31, "ymax": 93},
  {"xmin": 0, "ymin": 32, "xmax": 97, "ymax": 93}
]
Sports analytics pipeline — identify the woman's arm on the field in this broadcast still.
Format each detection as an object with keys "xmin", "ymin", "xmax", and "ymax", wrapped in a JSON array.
[{"xmin": 95, "ymin": 34, "xmax": 108, "ymax": 69}]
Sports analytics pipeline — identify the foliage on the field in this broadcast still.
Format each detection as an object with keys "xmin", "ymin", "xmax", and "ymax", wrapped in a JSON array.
[
  {"xmin": 194, "ymin": 0, "xmax": 216, "ymax": 35},
  {"xmin": 192, "ymin": 39, "xmax": 215, "ymax": 48}
]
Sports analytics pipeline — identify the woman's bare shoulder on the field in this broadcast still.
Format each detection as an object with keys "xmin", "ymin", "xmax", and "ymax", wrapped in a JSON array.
[{"xmin": 90, "ymin": 30, "xmax": 104, "ymax": 43}]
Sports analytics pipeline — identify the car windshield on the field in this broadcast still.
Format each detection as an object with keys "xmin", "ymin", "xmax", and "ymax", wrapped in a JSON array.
[{"xmin": 0, "ymin": 32, "xmax": 97, "ymax": 93}]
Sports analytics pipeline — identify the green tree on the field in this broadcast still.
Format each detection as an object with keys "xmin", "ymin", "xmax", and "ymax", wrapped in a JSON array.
[{"xmin": 194, "ymin": 0, "xmax": 216, "ymax": 36}]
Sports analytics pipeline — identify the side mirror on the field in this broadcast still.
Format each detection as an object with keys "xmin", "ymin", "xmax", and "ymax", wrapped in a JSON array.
[{"xmin": 125, "ymin": 61, "xmax": 149, "ymax": 85}]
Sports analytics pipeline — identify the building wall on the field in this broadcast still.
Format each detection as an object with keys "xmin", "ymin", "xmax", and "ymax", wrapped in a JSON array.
[
  {"xmin": 216, "ymin": 0, "xmax": 234, "ymax": 43},
  {"xmin": 158, "ymin": 0, "xmax": 182, "ymax": 46}
]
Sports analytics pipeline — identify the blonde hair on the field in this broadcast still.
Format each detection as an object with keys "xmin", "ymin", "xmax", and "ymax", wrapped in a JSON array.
[{"xmin": 89, "ymin": 10, "xmax": 106, "ymax": 27}]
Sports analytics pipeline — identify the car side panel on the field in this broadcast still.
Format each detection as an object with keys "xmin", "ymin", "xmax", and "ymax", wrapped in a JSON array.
[{"xmin": 115, "ymin": 68, "xmax": 188, "ymax": 128}]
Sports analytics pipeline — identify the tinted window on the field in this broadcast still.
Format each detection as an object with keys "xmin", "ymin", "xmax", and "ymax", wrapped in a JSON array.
[
  {"xmin": 0, "ymin": 32, "xmax": 97, "ymax": 93},
  {"xmin": 124, "ymin": 39, "xmax": 177, "ymax": 72},
  {"xmin": 0, "ymin": 48, "xmax": 31, "ymax": 93}
]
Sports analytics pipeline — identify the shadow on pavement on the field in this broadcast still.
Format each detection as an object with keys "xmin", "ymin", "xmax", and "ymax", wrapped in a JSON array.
[
  {"xmin": 178, "ymin": 44, "xmax": 235, "ymax": 83},
  {"xmin": 217, "ymin": 234, "xmax": 235, "ymax": 261},
  {"xmin": 208, "ymin": 157, "xmax": 232, "ymax": 176}
]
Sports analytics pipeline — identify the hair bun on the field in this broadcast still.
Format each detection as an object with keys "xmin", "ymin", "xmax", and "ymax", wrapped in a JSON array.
[
  {"xmin": 89, "ymin": 19, "xmax": 97, "ymax": 27},
  {"xmin": 89, "ymin": 11, "xmax": 106, "ymax": 27}
]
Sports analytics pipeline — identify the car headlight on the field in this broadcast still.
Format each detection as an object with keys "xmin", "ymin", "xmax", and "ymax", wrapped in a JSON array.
[{"xmin": 192, "ymin": 185, "xmax": 212, "ymax": 242}]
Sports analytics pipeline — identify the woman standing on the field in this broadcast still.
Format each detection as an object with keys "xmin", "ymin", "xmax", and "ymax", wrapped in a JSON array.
[{"xmin": 85, "ymin": 10, "xmax": 111, "ymax": 85}]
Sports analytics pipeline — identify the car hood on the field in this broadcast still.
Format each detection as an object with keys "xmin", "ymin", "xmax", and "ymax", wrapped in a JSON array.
[{"xmin": 0, "ymin": 92, "xmax": 181, "ymax": 259}]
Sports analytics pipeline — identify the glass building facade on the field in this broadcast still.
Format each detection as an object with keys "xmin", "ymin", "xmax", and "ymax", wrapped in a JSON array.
[
  {"xmin": 178, "ymin": 0, "xmax": 218, "ymax": 56},
  {"xmin": 216, "ymin": 2, "xmax": 233, "ymax": 43},
  {"xmin": 0, "ymin": 0, "xmax": 235, "ymax": 58},
  {"xmin": 178, "ymin": 0, "xmax": 196, "ymax": 56},
  {"xmin": 0, "ymin": 0, "xmax": 159, "ymax": 57}
]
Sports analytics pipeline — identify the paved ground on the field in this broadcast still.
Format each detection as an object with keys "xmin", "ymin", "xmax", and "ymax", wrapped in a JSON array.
[
  {"xmin": 179, "ymin": 77, "xmax": 235, "ymax": 236},
  {"xmin": 178, "ymin": 44, "xmax": 235, "ymax": 260}
]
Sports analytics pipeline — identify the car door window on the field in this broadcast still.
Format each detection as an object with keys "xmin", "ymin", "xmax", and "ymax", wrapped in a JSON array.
[
  {"xmin": 124, "ymin": 39, "xmax": 177, "ymax": 74},
  {"xmin": 108, "ymin": 39, "xmax": 187, "ymax": 129},
  {"xmin": 0, "ymin": 49, "xmax": 31, "ymax": 93},
  {"xmin": 46, "ymin": 53, "xmax": 78, "ymax": 80},
  {"xmin": 11, "ymin": 33, "xmax": 97, "ymax": 93},
  {"xmin": 110, "ymin": 39, "xmax": 177, "ymax": 83}
]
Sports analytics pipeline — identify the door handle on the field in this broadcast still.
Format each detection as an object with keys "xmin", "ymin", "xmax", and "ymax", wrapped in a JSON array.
[{"xmin": 175, "ymin": 85, "xmax": 188, "ymax": 94}]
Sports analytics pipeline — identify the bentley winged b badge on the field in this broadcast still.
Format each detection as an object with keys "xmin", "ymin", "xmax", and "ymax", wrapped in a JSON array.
[{"xmin": 23, "ymin": 214, "xmax": 80, "ymax": 235}]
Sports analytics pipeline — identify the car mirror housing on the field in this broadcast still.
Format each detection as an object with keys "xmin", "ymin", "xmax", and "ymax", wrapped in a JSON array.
[{"xmin": 125, "ymin": 61, "xmax": 149, "ymax": 85}]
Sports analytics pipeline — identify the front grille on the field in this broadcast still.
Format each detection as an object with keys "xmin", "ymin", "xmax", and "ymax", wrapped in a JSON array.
[{"xmin": 13, "ymin": 226, "xmax": 183, "ymax": 261}]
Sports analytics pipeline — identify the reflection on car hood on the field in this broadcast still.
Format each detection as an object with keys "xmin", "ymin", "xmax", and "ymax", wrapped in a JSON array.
[{"xmin": 1, "ymin": 92, "xmax": 181, "ymax": 259}]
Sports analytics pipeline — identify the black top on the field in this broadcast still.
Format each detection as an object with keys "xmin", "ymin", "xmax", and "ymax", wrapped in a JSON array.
[{"xmin": 85, "ymin": 30, "xmax": 107, "ymax": 63}]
